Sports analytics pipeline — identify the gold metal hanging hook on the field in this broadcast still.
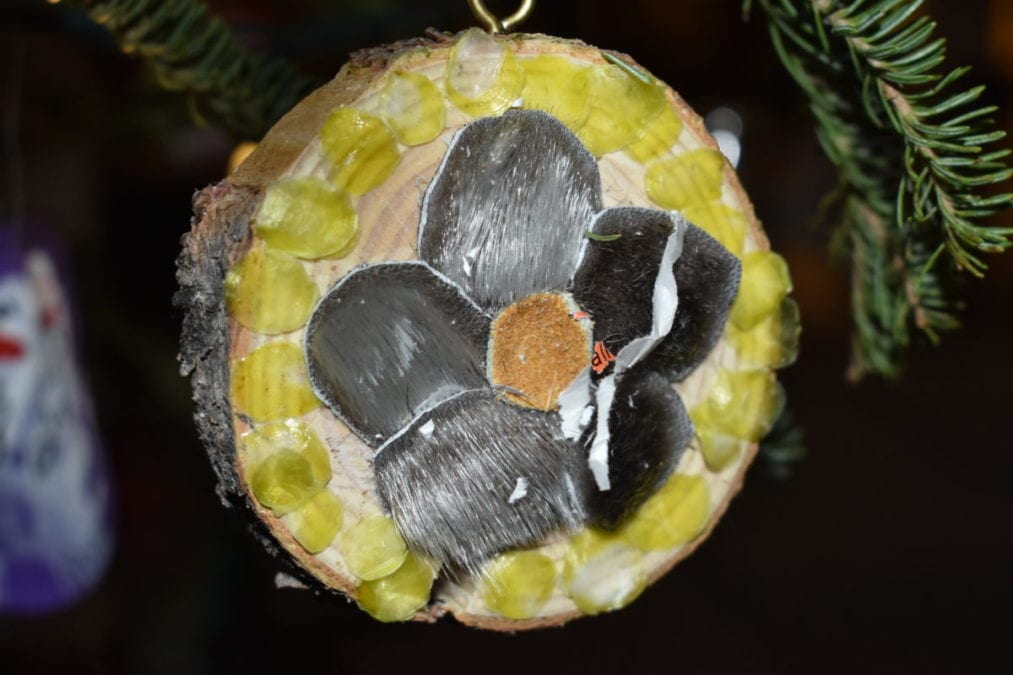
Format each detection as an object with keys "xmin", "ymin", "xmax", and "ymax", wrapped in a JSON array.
[{"xmin": 467, "ymin": 0, "xmax": 535, "ymax": 34}]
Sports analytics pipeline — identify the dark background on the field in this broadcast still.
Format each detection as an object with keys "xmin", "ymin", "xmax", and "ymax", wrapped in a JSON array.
[{"xmin": 1, "ymin": 0, "xmax": 1011, "ymax": 673}]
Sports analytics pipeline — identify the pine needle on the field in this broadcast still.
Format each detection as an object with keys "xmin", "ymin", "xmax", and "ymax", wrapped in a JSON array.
[
  {"xmin": 749, "ymin": 0, "xmax": 1013, "ymax": 378},
  {"xmin": 68, "ymin": 0, "xmax": 318, "ymax": 139}
]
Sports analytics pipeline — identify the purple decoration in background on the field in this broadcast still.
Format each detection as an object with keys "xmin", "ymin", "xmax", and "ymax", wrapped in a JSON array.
[{"xmin": 0, "ymin": 227, "xmax": 114, "ymax": 614}]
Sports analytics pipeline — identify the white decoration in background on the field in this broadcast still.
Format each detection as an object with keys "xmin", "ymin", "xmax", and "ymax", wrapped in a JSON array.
[{"xmin": 705, "ymin": 106, "xmax": 744, "ymax": 168}]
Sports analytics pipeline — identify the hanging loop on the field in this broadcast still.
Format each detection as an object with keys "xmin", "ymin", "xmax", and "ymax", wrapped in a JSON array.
[{"xmin": 467, "ymin": 0, "xmax": 535, "ymax": 34}]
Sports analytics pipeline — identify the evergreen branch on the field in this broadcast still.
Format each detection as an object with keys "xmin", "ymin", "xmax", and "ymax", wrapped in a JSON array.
[
  {"xmin": 760, "ymin": 403, "xmax": 807, "ymax": 480},
  {"xmin": 748, "ymin": 0, "xmax": 1013, "ymax": 378},
  {"xmin": 67, "ymin": 0, "xmax": 318, "ymax": 139}
]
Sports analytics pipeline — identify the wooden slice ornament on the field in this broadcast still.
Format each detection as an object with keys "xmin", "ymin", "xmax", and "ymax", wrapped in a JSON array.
[{"xmin": 176, "ymin": 1, "xmax": 799, "ymax": 631}]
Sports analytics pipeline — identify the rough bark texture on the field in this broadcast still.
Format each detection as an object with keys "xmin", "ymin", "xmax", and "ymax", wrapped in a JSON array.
[
  {"xmin": 174, "ymin": 182, "xmax": 337, "ymax": 594},
  {"xmin": 176, "ymin": 183, "xmax": 248, "ymax": 503}
]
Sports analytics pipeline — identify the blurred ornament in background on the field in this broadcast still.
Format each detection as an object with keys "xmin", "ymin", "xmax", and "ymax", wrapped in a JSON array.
[
  {"xmin": 228, "ymin": 141, "xmax": 258, "ymax": 174},
  {"xmin": 705, "ymin": 106, "xmax": 743, "ymax": 168},
  {"xmin": 987, "ymin": 0, "xmax": 1013, "ymax": 83},
  {"xmin": 0, "ymin": 227, "xmax": 114, "ymax": 614}
]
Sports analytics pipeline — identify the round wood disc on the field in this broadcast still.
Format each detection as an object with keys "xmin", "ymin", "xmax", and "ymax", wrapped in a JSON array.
[{"xmin": 177, "ymin": 29, "xmax": 798, "ymax": 630}]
